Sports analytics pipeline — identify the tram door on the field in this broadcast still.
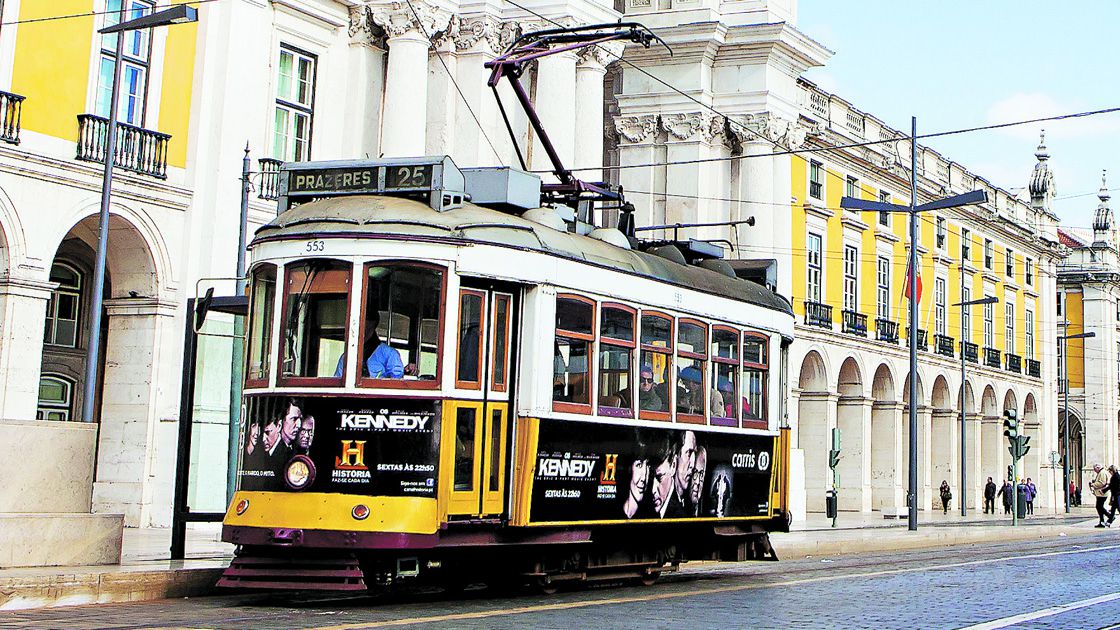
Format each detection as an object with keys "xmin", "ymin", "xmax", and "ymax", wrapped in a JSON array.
[{"xmin": 445, "ymin": 284, "xmax": 516, "ymax": 518}]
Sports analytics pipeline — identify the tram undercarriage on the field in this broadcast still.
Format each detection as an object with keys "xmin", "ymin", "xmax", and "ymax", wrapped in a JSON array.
[{"xmin": 218, "ymin": 521, "xmax": 782, "ymax": 593}]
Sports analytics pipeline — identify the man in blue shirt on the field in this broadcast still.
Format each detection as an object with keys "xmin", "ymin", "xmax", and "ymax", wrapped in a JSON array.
[{"xmin": 333, "ymin": 313, "xmax": 404, "ymax": 378}]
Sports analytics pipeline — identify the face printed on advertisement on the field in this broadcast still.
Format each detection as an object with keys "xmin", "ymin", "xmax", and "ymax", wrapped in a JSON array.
[
  {"xmin": 297, "ymin": 414, "xmax": 315, "ymax": 452},
  {"xmin": 246, "ymin": 420, "xmax": 261, "ymax": 455},
  {"xmin": 282, "ymin": 402, "xmax": 302, "ymax": 446},
  {"xmin": 690, "ymin": 446, "xmax": 708, "ymax": 509},
  {"xmin": 263, "ymin": 418, "xmax": 280, "ymax": 452},
  {"xmin": 652, "ymin": 453, "xmax": 676, "ymax": 516},
  {"xmin": 675, "ymin": 430, "xmax": 698, "ymax": 498},
  {"xmin": 630, "ymin": 458, "xmax": 649, "ymax": 503}
]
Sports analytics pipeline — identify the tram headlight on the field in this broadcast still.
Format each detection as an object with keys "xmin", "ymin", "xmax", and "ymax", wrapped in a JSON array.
[
  {"xmin": 235, "ymin": 499, "xmax": 250, "ymax": 515},
  {"xmin": 284, "ymin": 455, "xmax": 316, "ymax": 491},
  {"xmin": 352, "ymin": 504, "xmax": 370, "ymax": 520}
]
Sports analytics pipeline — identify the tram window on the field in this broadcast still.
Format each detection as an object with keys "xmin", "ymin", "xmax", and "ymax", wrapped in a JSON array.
[
  {"xmin": 454, "ymin": 407, "xmax": 476, "ymax": 491},
  {"xmin": 281, "ymin": 260, "xmax": 350, "ymax": 382},
  {"xmin": 676, "ymin": 320, "xmax": 708, "ymax": 422},
  {"xmin": 491, "ymin": 294, "xmax": 511, "ymax": 392},
  {"xmin": 554, "ymin": 295, "xmax": 595, "ymax": 412},
  {"xmin": 598, "ymin": 304, "xmax": 635, "ymax": 418},
  {"xmin": 639, "ymin": 313, "xmax": 672, "ymax": 419},
  {"xmin": 360, "ymin": 264, "xmax": 444, "ymax": 385},
  {"xmin": 457, "ymin": 290, "xmax": 484, "ymax": 388},
  {"xmin": 711, "ymin": 327, "xmax": 739, "ymax": 425},
  {"xmin": 246, "ymin": 264, "xmax": 277, "ymax": 385},
  {"xmin": 742, "ymin": 335, "xmax": 769, "ymax": 426}
]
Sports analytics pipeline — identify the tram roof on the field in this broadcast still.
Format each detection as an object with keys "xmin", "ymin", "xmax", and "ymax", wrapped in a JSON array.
[{"xmin": 253, "ymin": 195, "xmax": 793, "ymax": 317}]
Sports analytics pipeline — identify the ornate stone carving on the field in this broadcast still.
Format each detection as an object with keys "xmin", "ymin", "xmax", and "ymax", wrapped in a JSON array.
[
  {"xmin": 441, "ymin": 15, "xmax": 521, "ymax": 54},
  {"xmin": 348, "ymin": 5, "xmax": 387, "ymax": 48},
  {"xmin": 368, "ymin": 1, "xmax": 452, "ymax": 40},
  {"xmin": 576, "ymin": 41, "xmax": 625, "ymax": 70},
  {"xmin": 614, "ymin": 115, "xmax": 659, "ymax": 143}
]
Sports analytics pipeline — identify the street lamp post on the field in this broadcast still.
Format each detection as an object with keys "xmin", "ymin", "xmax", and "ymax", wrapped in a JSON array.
[
  {"xmin": 1059, "ymin": 323, "xmax": 1094, "ymax": 514},
  {"xmin": 953, "ymin": 293, "xmax": 999, "ymax": 517},
  {"xmin": 81, "ymin": 5, "xmax": 198, "ymax": 423},
  {"xmin": 841, "ymin": 116, "xmax": 987, "ymax": 531}
]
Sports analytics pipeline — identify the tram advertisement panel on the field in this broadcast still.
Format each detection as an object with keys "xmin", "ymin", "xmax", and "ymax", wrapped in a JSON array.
[
  {"xmin": 530, "ymin": 419, "xmax": 774, "ymax": 523},
  {"xmin": 238, "ymin": 396, "xmax": 439, "ymax": 497}
]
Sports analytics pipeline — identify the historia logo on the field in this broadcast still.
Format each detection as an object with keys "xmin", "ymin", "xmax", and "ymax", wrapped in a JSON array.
[{"xmin": 332, "ymin": 440, "xmax": 371, "ymax": 482}]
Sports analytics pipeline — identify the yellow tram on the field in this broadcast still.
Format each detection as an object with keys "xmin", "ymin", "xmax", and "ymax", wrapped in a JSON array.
[{"xmin": 220, "ymin": 156, "xmax": 795, "ymax": 591}]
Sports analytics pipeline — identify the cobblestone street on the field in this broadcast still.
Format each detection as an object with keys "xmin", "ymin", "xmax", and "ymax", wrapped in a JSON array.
[{"xmin": 4, "ymin": 533, "xmax": 1119, "ymax": 629}]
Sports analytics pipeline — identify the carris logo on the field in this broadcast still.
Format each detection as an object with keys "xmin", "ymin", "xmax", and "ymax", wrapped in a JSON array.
[
  {"xmin": 539, "ymin": 456, "xmax": 596, "ymax": 479},
  {"xmin": 340, "ymin": 412, "xmax": 430, "ymax": 430}
]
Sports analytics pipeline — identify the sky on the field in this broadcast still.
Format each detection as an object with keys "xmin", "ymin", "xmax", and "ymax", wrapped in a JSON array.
[{"xmin": 796, "ymin": 1, "xmax": 1118, "ymax": 231}]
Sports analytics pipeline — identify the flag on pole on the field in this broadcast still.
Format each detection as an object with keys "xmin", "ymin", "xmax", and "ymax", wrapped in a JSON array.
[{"xmin": 904, "ymin": 258, "xmax": 923, "ymax": 303}]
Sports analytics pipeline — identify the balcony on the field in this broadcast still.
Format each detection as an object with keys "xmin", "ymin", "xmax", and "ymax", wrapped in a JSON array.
[
  {"xmin": 841, "ymin": 310, "xmax": 867, "ymax": 336},
  {"xmin": 258, "ymin": 158, "xmax": 282, "ymax": 201},
  {"xmin": 1005, "ymin": 353, "xmax": 1022, "ymax": 374},
  {"xmin": 962, "ymin": 341, "xmax": 978, "ymax": 364},
  {"xmin": 876, "ymin": 318, "xmax": 899, "ymax": 344},
  {"xmin": 1026, "ymin": 359, "xmax": 1041, "ymax": 378},
  {"xmin": 934, "ymin": 334, "xmax": 955, "ymax": 358},
  {"xmin": 804, "ymin": 301, "xmax": 833, "ymax": 329},
  {"xmin": 0, "ymin": 91, "xmax": 24, "ymax": 144},
  {"xmin": 984, "ymin": 347, "xmax": 1001, "ymax": 369},
  {"xmin": 906, "ymin": 327, "xmax": 928, "ymax": 352},
  {"xmin": 75, "ymin": 114, "xmax": 170, "ymax": 179}
]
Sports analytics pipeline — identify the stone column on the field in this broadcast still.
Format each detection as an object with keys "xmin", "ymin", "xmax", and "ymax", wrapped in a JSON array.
[
  {"xmin": 444, "ymin": 16, "xmax": 520, "ymax": 167},
  {"xmin": 0, "ymin": 275, "xmax": 53, "ymax": 420},
  {"xmin": 344, "ymin": 6, "xmax": 388, "ymax": 160},
  {"xmin": 917, "ymin": 406, "xmax": 933, "ymax": 511},
  {"xmin": 574, "ymin": 44, "xmax": 619, "ymax": 180},
  {"xmin": 371, "ymin": 2, "xmax": 451, "ymax": 158},
  {"xmin": 872, "ymin": 401, "xmax": 906, "ymax": 514},
  {"xmin": 836, "ymin": 396, "xmax": 873, "ymax": 511},
  {"xmin": 532, "ymin": 50, "xmax": 578, "ymax": 176},
  {"xmin": 797, "ymin": 391, "xmax": 837, "ymax": 513},
  {"xmin": 614, "ymin": 114, "xmax": 661, "ymax": 227},
  {"xmin": 92, "ymin": 298, "xmax": 178, "ymax": 527}
]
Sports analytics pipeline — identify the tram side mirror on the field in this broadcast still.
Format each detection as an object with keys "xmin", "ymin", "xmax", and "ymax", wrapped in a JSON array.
[{"xmin": 194, "ymin": 287, "xmax": 215, "ymax": 332}]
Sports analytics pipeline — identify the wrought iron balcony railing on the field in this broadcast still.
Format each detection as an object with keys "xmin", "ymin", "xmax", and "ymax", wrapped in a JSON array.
[
  {"xmin": 258, "ymin": 158, "xmax": 282, "ymax": 201},
  {"xmin": 934, "ymin": 334, "xmax": 955, "ymax": 358},
  {"xmin": 906, "ymin": 327, "xmax": 928, "ymax": 352},
  {"xmin": 75, "ymin": 114, "xmax": 170, "ymax": 179},
  {"xmin": 876, "ymin": 318, "xmax": 898, "ymax": 344},
  {"xmin": 841, "ymin": 310, "xmax": 867, "ymax": 336},
  {"xmin": 984, "ymin": 347, "xmax": 1001, "ymax": 369},
  {"xmin": 0, "ymin": 91, "xmax": 24, "ymax": 144},
  {"xmin": 804, "ymin": 301, "xmax": 833, "ymax": 329},
  {"xmin": 1026, "ymin": 359, "xmax": 1040, "ymax": 378},
  {"xmin": 962, "ymin": 341, "xmax": 978, "ymax": 364},
  {"xmin": 1005, "ymin": 353, "xmax": 1022, "ymax": 374}
]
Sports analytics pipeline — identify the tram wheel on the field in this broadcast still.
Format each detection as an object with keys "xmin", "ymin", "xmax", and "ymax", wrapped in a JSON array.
[
  {"xmin": 638, "ymin": 569, "xmax": 660, "ymax": 587},
  {"xmin": 535, "ymin": 577, "xmax": 559, "ymax": 595}
]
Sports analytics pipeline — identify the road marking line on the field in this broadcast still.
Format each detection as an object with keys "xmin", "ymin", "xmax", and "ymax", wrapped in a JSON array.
[
  {"xmin": 957, "ymin": 591, "xmax": 1120, "ymax": 630},
  {"xmin": 310, "ymin": 543, "xmax": 1120, "ymax": 630}
]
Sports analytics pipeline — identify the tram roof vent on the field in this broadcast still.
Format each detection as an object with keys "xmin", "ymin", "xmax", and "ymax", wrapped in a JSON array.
[
  {"xmin": 276, "ymin": 156, "xmax": 466, "ymax": 214},
  {"xmin": 462, "ymin": 167, "xmax": 542, "ymax": 214}
]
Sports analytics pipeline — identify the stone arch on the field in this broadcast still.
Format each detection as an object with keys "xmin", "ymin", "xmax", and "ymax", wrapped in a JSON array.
[
  {"xmin": 960, "ymin": 380, "xmax": 976, "ymax": 415},
  {"xmin": 1002, "ymin": 389, "xmax": 1018, "ymax": 415},
  {"xmin": 837, "ymin": 356, "xmax": 864, "ymax": 397},
  {"xmin": 0, "ymin": 181, "xmax": 29, "ymax": 277},
  {"xmin": 981, "ymin": 384, "xmax": 998, "ymax": 417},
  {"xmin": 797, "ymin": 349, "xmax": 833, "ymax": 513},
  {"xmin": 1059, "ymin": 410, "xmax": 1085, "ymax": 497},
  {"xmin": 872, "ymin": 363, "xmax": 895, "ymax": 402},
  {"xmin": 931, "ymin": 375, "xmax": 952, "ymax": 410},
  {"xmin": 1023, "ymin": 393, "xmax": 1037, "ymax": 421},
  {"xmin": 902, "ymin": 371, "xmax": 925, "ymax": 407},
  {"xmin": 798, "ymin": 349, "xmax": 829, "ymax": 392}
]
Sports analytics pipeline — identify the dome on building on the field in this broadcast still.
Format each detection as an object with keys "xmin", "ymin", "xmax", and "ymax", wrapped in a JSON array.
[
  {"xmin": 1092, "ymin": 170, "xmax": 1113, "ymax": 246},
  {"xmin": 1028, "ymin": 130, "xmax": 1055, "ymax": 210}
]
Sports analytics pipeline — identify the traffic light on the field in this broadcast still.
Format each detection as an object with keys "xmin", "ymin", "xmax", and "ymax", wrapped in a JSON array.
[
  {"xmin": 1007, "ymin": 465, "xmax": 1013, "ymax": 481},
  {"xmin": 1018, "ymin": 435, "xmax": 1031, "ymax": 460},
  {"xmin": 1003, "ymin": 409, "xmax": 1018, "ymax": 440},
  {"xmin": 829, "ymin": 427, "xmax": 841, "ymax": 469}
]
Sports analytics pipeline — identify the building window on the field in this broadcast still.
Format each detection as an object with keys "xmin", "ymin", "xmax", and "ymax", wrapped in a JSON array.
[
  {"xmin": 44, "ymin": 262, "xmax": 83, "ymax": 348},
  {"xmin": 877, "ymin": 256, "xmax": 890, "ymax": 319},
  {"xmin": 1057, "ymin": 291, "xmax": 1063, "ymax": 317},
  {"xmin": 878, "ymin": 191, "xmax": 891, "ymax": 227},
  {"xmin": 936, "ymin": 217, "xmax": 946, "ymax": 250},
  {"xmin": 962, "ymin": 287, "xmax": 972, "ymax": 341},
  {"xmin": 843, "ymin": 245, "xmax": 858, "ymax": 311},
  {"xmin": 37, "ymin": 375, "xmax": 76, "ymax": 422},
  {"xmin": 983, "ymin": 300, "xmax": 994, "ymax": 347},
  {"xmin": 984, "ymin": 239, "xmax": 993, "ymax": 270},
  {"xmin": 1025, "ymin": 258, "xmax": 1033, "ymax": 285},
  {"xmin": 95, "ymin": 0, "xmax": 154, "ymax": 126},
  {"xmin": 961, "ymin": 228, "xmax": 971, "ymax": 262},
  {"xmin": 845, "ymin": 175, "xmax": 859, "ymax": 200},
  {"xmin": 273, "ymin": 46, "xmax": 317, "ymax": 162},
  {"xmin": 934, "ymin": 277, "xmax": 946, "ymax": 336},
  {"xmin": 807, "ymin": 232, "xmax": 822, "ymax": 303},
  {"xmin": 1006, "ymin": 248, "xmax": 1015, "ymax": 278},
  {"xmin": 809, "ymin": 161, "xmax": 823, "ymax": 200},
  {"xmin": 1025, "ymin": 308, "xmax": 1035, "ymax": 360},
  {"xmin": 1005, "ymin": 303, "xmax": 1015, "ymax": 355}
]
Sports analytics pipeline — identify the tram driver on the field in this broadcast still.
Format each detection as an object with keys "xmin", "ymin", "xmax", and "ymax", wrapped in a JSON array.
[{"xmin": 333, "ymin": 312, "xmax": 409, "ymax": 379}]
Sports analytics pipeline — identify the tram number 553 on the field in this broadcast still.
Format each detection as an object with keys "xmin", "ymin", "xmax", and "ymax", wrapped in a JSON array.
[{"xmin": 305, "ymin": 240, "xmax": 326, "ymax": 253}]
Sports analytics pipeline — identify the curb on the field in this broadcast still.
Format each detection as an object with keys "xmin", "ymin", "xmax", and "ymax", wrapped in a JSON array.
[{"xmin": 0, "ymin": 565, "xmax": 225, "ymax": 612}]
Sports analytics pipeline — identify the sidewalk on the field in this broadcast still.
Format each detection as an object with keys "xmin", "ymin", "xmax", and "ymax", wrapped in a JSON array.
[{"xmin": 0, "ymin": 509, "xmax": 1112, "ymax": 611}]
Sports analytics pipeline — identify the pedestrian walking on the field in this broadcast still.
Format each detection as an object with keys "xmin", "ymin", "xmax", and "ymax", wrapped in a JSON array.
[
  {"xmin": 1108, "ymin": 465, "xmax": 1120, "ymax": 525},
  {"xmin": 984, "ymin": 477, "xmax": 997, "ymax": 514},
  {"xmin": 997, "ymin": 479, "xmax": 1013, "ymax": 515},
  {"xmin": 939, "ymin": 480, "xmax": 952, "ymax": 514},
  {"xmin": 1025, "ymin": 477, "xmax": 1036, "ymax": 515},
  {"xmin": 1090, "ymin": 464, "xmax": 1111, "ymax": 527}
]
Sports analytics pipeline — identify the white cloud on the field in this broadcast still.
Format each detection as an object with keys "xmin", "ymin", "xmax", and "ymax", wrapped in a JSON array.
[{"xmin": 986, "ymin": 92, "xmax": 1120, "ymax": 140}]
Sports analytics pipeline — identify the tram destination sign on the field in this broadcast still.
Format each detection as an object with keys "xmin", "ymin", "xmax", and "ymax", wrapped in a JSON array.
[{"xmin": 286, "ymin": 164, "xmax": 434, "ymax": 196}]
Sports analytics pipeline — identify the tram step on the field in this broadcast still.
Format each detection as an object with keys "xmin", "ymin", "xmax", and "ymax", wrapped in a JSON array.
[{"xmin": 217, "ymin": 554, "xmax": 367, "ymax": 591}]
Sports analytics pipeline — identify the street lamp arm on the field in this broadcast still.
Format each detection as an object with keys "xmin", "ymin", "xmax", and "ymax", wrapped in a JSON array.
[
  {"xmin": 953, "ymin": 296, "xmax": 999, "ymax": 307},
  {"xmin": 99, "ymin": 5, "xmax": 196, "ymax": 34}
]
